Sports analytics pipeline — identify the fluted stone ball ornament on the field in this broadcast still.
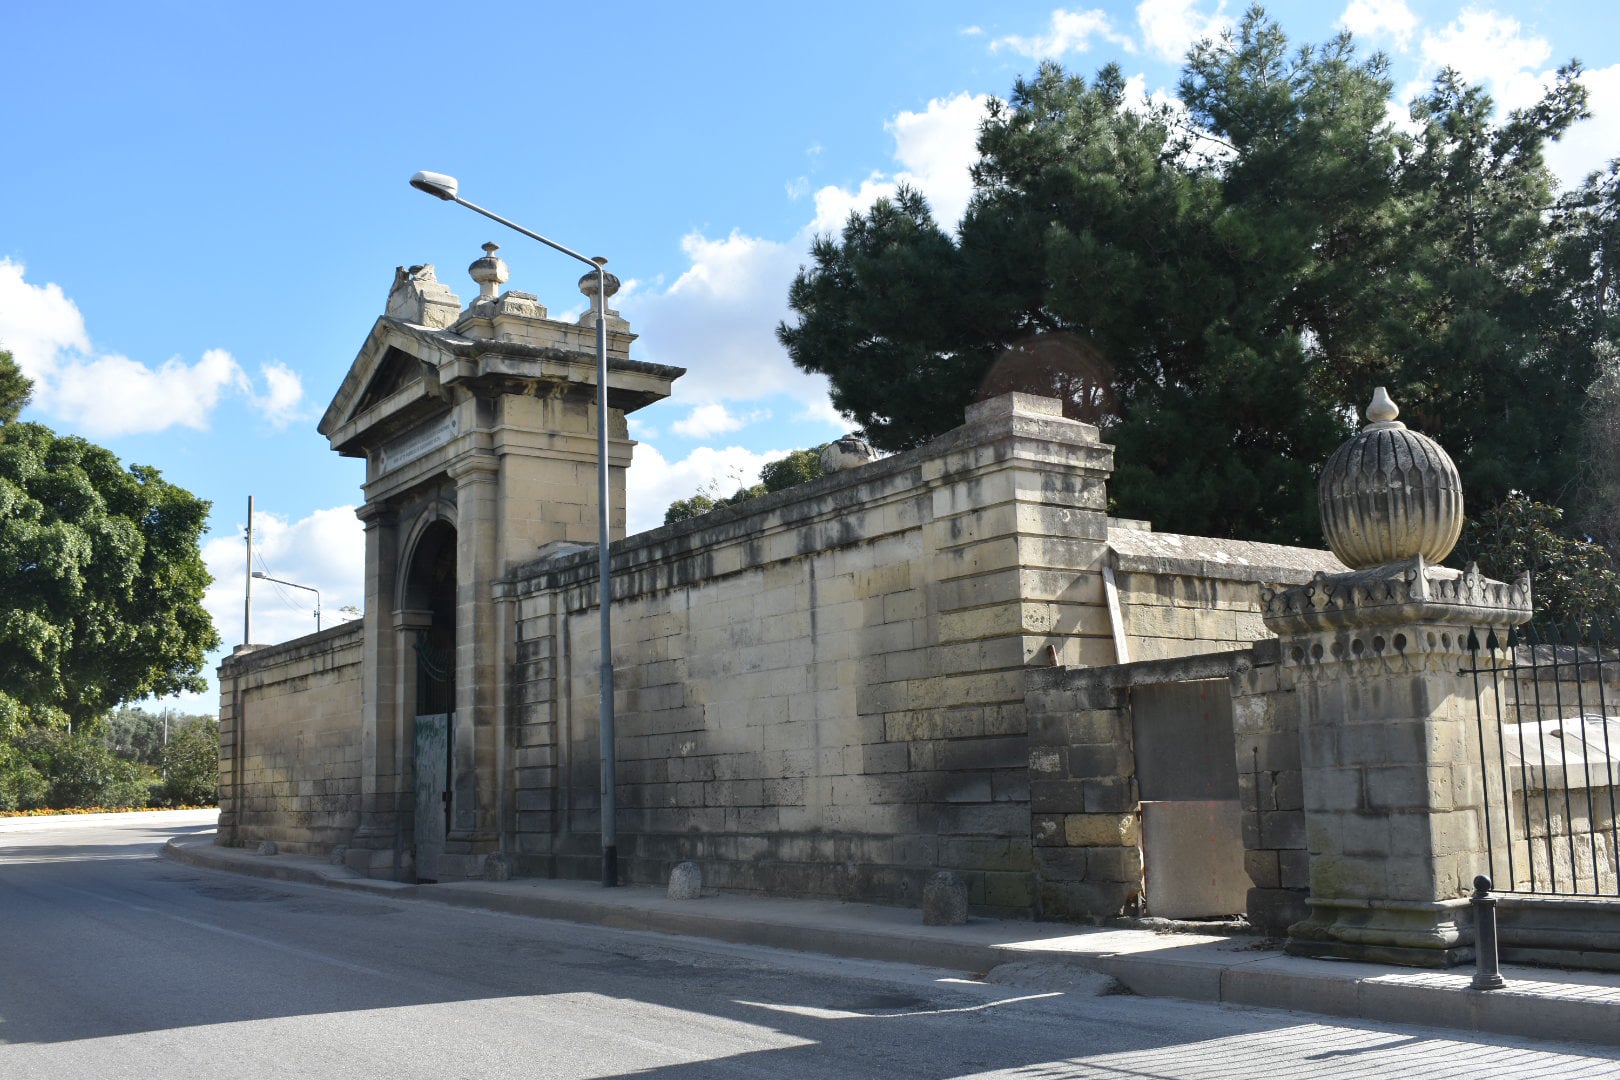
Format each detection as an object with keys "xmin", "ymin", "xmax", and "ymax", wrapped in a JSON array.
[{"xmin": 1318, "ymin": 387, "xmax": 1463, "ymax": 569}]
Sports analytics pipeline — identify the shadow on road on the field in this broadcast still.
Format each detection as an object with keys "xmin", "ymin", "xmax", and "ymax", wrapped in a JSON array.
[{"xmin": 2, "ymin": 818, "xmax": 1617, "ymax": 1077}]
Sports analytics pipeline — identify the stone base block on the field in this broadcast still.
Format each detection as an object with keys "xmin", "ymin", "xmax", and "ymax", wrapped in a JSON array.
[
  {"xmin": 1247, "ymin": 887, "xmax": 1309, "ymax": 935},
  {"xmin": 1287, "ymin": 895, "xmax": 1473, "ymax": 968}
]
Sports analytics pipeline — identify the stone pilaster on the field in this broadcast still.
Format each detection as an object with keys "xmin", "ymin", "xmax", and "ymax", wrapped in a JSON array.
[
  {"xmin": 1263, "ymin": 557, "xmax": 1531, "ymax": 965},
  {"xmin": 347, "ymin": 502, "xmax": 404, "ymax": 874},
  {"xmin": 448, "ymin": 453, "xmax": 502, "ymax": 865}
]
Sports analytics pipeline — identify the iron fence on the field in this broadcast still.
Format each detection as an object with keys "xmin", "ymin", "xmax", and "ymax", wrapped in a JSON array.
[{"xmin": 1466, "ymin": 623, "xmax": 1620, "ymax": 897}]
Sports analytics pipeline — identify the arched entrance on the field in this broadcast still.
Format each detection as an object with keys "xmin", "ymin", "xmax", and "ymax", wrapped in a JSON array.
[{"xmin": 403, "ymin": 520, "xmax": 456, "ymax": 882}]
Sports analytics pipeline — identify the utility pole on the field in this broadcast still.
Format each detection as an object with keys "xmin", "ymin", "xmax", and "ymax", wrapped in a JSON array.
[{"xmin": 243, "ymin": 495, "xmax": 254, "ymax": 646}]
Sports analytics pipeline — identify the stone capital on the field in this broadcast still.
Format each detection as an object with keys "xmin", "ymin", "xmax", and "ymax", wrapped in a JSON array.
[
  {"xmin": 446, "ymin": 452, "xmax": 501, "ymax": 485},
  {"xmin": 1262, "ymin": 555, "xmax": 1531, "ymax": 636}
]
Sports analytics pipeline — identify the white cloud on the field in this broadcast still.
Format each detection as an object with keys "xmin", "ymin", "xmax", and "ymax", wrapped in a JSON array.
[
  {"xmin": 202, "ymin": 505, "xmax": 366, "ymax": 650},
  {"xmin": 621, "ymin": 229, "xmax": 813, "ymax": 408},
  {"xmin": 0, "ymin": 259, "xmax": 304, "ymax": 436},
  {"xmin": 1338, "ymin": 0, "xmax": 1419, "ymax": 51},
  {"xmin": 810, "ymin": 92, "xmax": 990, "ymax": 234},
  {"xmin": 1548, "ymin": 63, "xmax": 1620, "ymax": 190},
  {"xmin": 961, "ymin": 25, "xmax": 984, "ymax": 37},
  {"xmin": 0, "ymin": 257, "xmax": 90, "ymax": 386},
  {"xmin": 991, "ymin": 8, "xmax": 1135, "ymax": 59},
  {"xmin": 1403, "ymin": 9, "xmax": 1616, "ymax": 190},
  {"xmin": 1136, "ymin": 0, "xmax": 1230, "ymax": 63},
  {"xmin": 797, "ymin": 396, "xmax": 854, "ymax": 432},
  {"xmin": 625, "ymin": 442, "xmax": 791, "ymax": 535},
  {"xmin": 50, "ymin": 348, "xmax": 248, "ymax": 436},
  {"xmin": 670, "ymin": 403, "xmax": 770, "ymax": 439},
  {"xmin": 1419, "ymin": 8, "xmax": 1551, "ymax": 111},
  {"xmin": 251, "ymin": 361, "xmax": 305, "ymax": 428}
]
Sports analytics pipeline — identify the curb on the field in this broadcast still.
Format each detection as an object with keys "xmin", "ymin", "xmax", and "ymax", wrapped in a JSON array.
[{"xmin": 163, "ymin": 837, "xmax": 1620, "ymax": 1050}]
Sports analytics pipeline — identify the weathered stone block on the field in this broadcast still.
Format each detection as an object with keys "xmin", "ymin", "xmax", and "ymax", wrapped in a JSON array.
[
  {"xmin": 923, "ymin": 871, "xmax": 969, "ymax": 925},
  {"xmin": 1064, "ymin": 813, "xmax": 1137, "ymax": 847},
  {"xmin": 668, "ymin": 860, "xmax": 703, "ymax": 900}
]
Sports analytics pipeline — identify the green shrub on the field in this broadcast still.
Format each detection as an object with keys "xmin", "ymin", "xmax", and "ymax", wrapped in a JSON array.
[
  {"xmin": 23, "ymin": 728, "xmax": 149, "ymax": 809},
  {"xmin": 155, "ymin": 719, "xmax": 219, "ymax": 806}
]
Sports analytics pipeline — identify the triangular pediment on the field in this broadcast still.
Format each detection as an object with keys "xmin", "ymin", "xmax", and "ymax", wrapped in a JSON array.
[
  {"xmin": 318, "ymin": 317, "xmax": 467, "ymax": 457},
  {"xmin": 352, "ymin": 348, "xmax": 420, "ymax": 417}
]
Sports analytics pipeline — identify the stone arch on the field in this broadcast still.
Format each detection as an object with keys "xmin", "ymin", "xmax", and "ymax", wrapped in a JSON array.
[{"xmin": 399, "ymin": 515, "xmax": 457, "ymax": 881}]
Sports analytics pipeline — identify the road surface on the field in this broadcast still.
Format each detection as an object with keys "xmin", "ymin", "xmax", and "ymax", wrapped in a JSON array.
[{"xmin": 1, "ymin": 811, "xmax": 1616, "ymax": 1079}]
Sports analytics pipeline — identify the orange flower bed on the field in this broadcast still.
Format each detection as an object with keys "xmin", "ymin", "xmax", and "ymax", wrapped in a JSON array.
[{"xmin": 0, "ymin": 805, "xmax": 216, "ymax": 818}]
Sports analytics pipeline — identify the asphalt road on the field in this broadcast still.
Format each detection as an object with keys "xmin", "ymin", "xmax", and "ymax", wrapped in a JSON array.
[{"xmin": 2, "ymin": 812, "xmax": 1618, "ymax": 1080}]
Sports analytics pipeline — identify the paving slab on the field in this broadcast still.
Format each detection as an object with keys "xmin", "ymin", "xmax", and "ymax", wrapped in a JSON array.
[{"xmin": 163, "ymin": 832, "xmax": 1620, "ymax": 1050}]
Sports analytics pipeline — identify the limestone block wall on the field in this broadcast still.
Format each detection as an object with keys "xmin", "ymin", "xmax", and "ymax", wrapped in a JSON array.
[
  {"xmin": 1230, "ymin": 642, "xmax": 1310, "ymax": 932},
  {"xmin": 1109, "ymin": 528, "xmax": 1345, "ymax": 662},
  {"xmin": 502, "ymin": 394, "xmax": 1114, "ymax": 916},
  {"xmin": 1025, "ymin": 665, "xmax": 1140, "ymax": 918},
  {"xmin": 217, "ymin": 622, "xmax": 365, "ymax": 854}
]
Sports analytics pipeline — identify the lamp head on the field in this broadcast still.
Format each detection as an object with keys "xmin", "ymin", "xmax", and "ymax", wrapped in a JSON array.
[
  {"xmin": 410, "ymin": 170, "xmax": 459, "ymax": 201},
  {"xmin": 251, "ymin": 571, "xmax": 266, "ymax": 579}
]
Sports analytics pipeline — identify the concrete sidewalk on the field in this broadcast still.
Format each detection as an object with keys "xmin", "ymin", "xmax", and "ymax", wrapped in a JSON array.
[{"xmin": 165, "ymin": 832, "xmax": 1620, "ymax": 1049}]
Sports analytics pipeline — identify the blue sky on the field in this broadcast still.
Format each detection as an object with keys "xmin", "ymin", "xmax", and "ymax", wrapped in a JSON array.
[{"xmin": 3, "ymin": 1, "xmax": 1618, "ymax": 711}]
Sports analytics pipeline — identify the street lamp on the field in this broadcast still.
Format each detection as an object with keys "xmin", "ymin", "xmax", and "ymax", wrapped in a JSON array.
[
  {"xmin": 409, "ymin": 170, "xmax": 621, "ymax": 888},
  {"xmin": 251, "ymin": 571, "xmax": 322, "ymax": 631}
]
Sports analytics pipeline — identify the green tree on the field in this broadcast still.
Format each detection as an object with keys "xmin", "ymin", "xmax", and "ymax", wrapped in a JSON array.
[
  {"xmin": 0, "ymin": 350, "xmax": 220, "ymax": 729},
  {"xmin": 760, "ymin": 447, "xmax": 825, "ymax": 492},
  {"xmin": 1455, "ymin": 493, "xmax": 1620, "ymax": 633},
  {"xmin": 779, "ymin": 7, "xmax": 1607, "ymax": 546},
  {"xmin": 0, "ymin": 351, "xmax": 31, "ymax": 426},
  {"xmin": 663, "ymin": 446, "xmax": 827, "ymax": 525},
  {"xmin": 155, "ymin": 717, "xmax": 219, "ymax": 806}
]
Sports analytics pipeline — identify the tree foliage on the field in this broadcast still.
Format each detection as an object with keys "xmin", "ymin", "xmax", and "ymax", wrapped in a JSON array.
[
  {"xmin": 155, "ymin": 717, "xmax": 219, "ymax": 807},
  {"xmin": 664, "ymin": 446, "xmax": 827, "ymax": 525},
  {"xmin": 779, "ymin": 6, "xmax": 1610, "ymax": 548},
  {"xmin": 0, "ymin": 350, "xmax": 220, "ymax": 728},
  {"xmin": 1456, "ymin": 493, "xmax": 1620, "ymax": 633}
]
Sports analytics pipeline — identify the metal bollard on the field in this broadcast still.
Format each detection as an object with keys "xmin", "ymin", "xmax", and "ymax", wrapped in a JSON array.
[{"xmin": 1471, "ymin": 874, "xmax": 1506, "ymax": 991}]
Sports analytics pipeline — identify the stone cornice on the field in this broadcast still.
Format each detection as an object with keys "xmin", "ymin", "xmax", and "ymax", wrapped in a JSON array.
[{"xmin": 1261, "ymin": 555, "xmax": 1532, "ymax": 635}]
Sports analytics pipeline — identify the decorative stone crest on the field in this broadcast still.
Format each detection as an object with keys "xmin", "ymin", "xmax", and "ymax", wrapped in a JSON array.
[
  {"xmin": 386, "ymin": 264, "xmax": 462, "ymax": 329},
  {"xmin": 1262, "ymin": 555, "xmax": 1532, "ymax": 634},
  {"xmin": 819, "ymin": 433, "xmax": 878, "ymax": 474},
  {"xmin": 1318, "ymin": 388, "xmax": 1463, "ymax": 569}
]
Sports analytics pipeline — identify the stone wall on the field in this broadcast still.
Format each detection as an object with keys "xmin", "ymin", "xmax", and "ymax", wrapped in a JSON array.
[
  {"xmin": 217, "ymin": 622, "xmax": 365, "ymax": 854},
  {"xmin": 216, "ymin": 387, "xmax": 1355, "ymax": 923},
  {"xmin": 492, "ymin": 394, "xmax": 1349, "ymax": 917},
  {"xmin": 1109, "ymin": 527, "xmax": 1344, "ymax": 661},
  {"xmin": 501, "ymin": 394, "xmax": 1114, "ymax": 917},
  {"xmin": 1230, "ymin": 642, "xmax": 1310, "ymax": 932}
]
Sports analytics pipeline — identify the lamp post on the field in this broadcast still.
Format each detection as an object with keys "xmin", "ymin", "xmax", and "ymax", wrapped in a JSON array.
[
  {"xmin": 250, "ymin": 571, "xmax": 321, "ymax": 631},
  {"xmin": 408, "ymin": 170, "xmax": 620, "ymax": 888}
]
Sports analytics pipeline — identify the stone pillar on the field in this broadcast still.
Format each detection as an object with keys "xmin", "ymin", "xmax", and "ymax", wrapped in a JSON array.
[
  {"xmin": 448, "ymin": 453, "xmax": 502, "ymax": 863},
  {"xmin": 347, "ymin": 503, "xmax": 404, "ymax": 873},
  {"xmin": 1261, "ymin": 388, "xmax": 1531, "ymax": 965},
  {"xmin": 1265, "ymin": 560, "xmax": 1530, "ymax": 964}
]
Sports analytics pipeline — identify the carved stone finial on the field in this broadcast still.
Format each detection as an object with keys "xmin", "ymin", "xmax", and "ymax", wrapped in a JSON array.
[
  {"xmin": 1366, "ymin": 386, "xmax": 1400, "ymax": 426},
  {"xmin": 1318, "ymin": 388, "xmax": 1463, "ymax": 568},
  {"xmin": 577, "ymin": 256, "xmax": 621, "ymax": 302},
  {"xmin": 469, "ymin": 242, "xmax": 510, "ymax": 301}
]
